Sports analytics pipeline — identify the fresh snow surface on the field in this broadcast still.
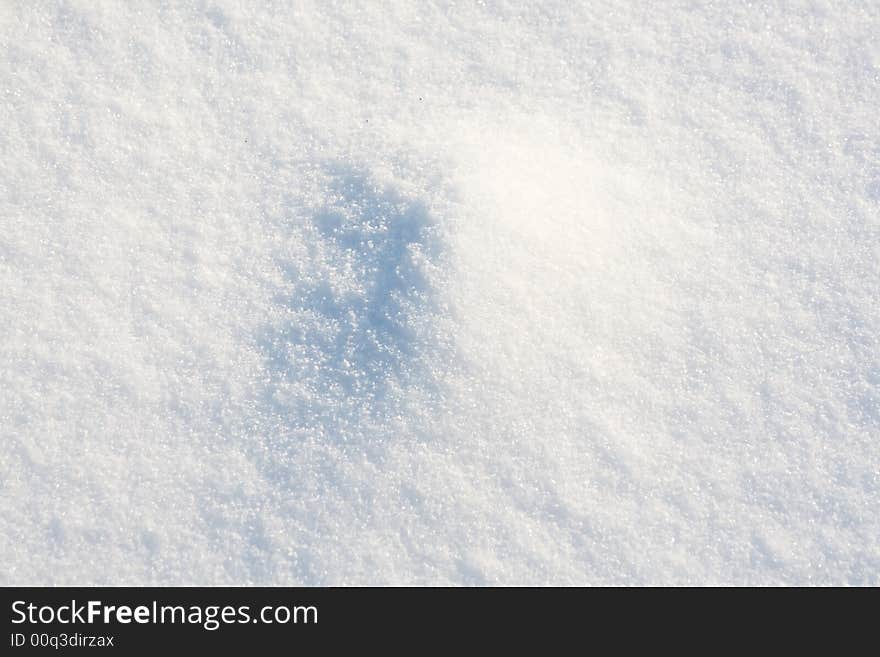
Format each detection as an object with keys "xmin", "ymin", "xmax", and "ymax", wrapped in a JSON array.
[{"xmin": 1, "ymin": 1, "xmax": 879, "ymax": 585}]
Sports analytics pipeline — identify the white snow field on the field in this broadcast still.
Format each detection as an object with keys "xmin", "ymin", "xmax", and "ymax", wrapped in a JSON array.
[{"xmin": 1, "ymin": 1, "xmax": 879, "ymax": 585}]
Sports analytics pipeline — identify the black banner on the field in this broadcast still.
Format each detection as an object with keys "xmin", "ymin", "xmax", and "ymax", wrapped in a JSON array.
[{"xmin": 0, "ymin": 587, "xmax": 864, "ymax": 652}]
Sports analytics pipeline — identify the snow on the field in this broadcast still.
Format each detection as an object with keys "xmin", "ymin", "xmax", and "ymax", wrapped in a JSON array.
[{"xmin": 1, "ymin": 1, "xmax": 878, "ymax": 585}]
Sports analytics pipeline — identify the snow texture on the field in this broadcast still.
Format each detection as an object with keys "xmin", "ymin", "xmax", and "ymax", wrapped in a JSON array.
[{"xmin": 1, "ymin": 1, "xmax": 879, "ymax": 585}]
